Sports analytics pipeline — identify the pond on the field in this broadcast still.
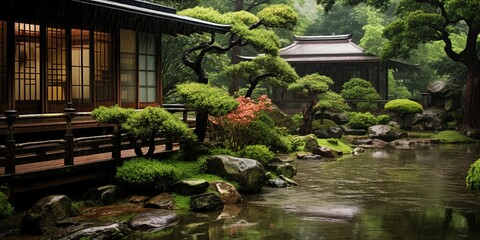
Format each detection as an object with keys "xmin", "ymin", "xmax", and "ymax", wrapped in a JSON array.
[{"xmin": 129, "ymin": 144, "xmax": 480, "ymax": 240}]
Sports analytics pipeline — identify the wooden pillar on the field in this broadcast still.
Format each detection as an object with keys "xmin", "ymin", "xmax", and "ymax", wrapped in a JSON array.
[
  {"xmin": 112, "ymin": 123, "xmax": 121, "ymax": 161},
  {"xmin": 4, "ymin": 109, "xmax": 17, "ymax": 174},
  {"xmin": 64, "ymin": 102, "xmax": 75, "ymax": 165}
]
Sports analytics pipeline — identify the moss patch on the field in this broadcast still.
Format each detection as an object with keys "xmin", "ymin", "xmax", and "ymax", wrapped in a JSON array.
[
  {"xmin": 172, "ymin": 193, "xmax": 191, "ymax": 213},
  {"xmin": 317, "ymin": 138, "xmax": 352, "ymax": 154},
  {"xmin": 431, "ymin": 130, "xmax": 477, "ymax": 143}
]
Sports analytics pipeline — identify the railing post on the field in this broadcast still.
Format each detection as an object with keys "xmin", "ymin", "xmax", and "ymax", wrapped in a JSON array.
[
  {"xmin": 64, "ymin": 103, "xmax": 75, "ymax": 166},
  {"xmin": 166, "ymin": 138, "xmax": 173, "ymax": 151},
  {"xmin": 183, "ymin": 110, "xmax": 188, "ymax": 123},
  {"xmin": 112, "ymin": 123, "xmax": 121, "ymax": 161},
  {"xmin": 5, "ymin": 110, "xmax": 17, "ymax": 174}
]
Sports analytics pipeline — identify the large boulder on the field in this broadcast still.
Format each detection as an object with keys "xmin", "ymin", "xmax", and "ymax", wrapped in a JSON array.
[
  {"xmin": 22, "ymin": 195, "xmax": 75, "ymax": 234},
  {"xmin": 190, "ymin": 193, "xmax": 224, "ymax": 212},
  {"xmin": 303, "ymin": 137, "xmax": 319, "ymax": 152},
  {"xmin": 82, "ymin": 185, "xmax": 123, "ymax": 205},
  {"xmin": 413, "ymin": 107, "xmax": 449, "ymax": 131},
  {"xmin": 368, "ymin": 125, "xmax": 407, "ymax": 142},
  {"xmin": 206, "ymin": 155, "xmax": 266, "ymax": 193},
  {"xmin": 313, "ymin": 127, "xmax": 344, "ymax": 139},
  {"xmin": 144, "ymin": 193, "xmax": 175, "ymax": 210},
  {"xmin": 128, "ymin": 210, "xmax": 179, "ymax": 231},
  {"xmin": 312, "ymin": 146, "xmax": 335, "ymax": 158},
  {"xmin": 41, "ymin": 222, "xmax": 130, "ymax": 240},
  {"xmin": 168, "ymin": 179, "xmax": 209, "ymax": 196},
  {"xmin": 267, "ymin": 163, "xmax": 297, "ymax": 179},
  {"xmin": 330, "ymin": 113, "xmax": 349, "ymax": 125},
  {"xmin": 426, "ymin": 80, "xmax": 462, "ymax": 112}
]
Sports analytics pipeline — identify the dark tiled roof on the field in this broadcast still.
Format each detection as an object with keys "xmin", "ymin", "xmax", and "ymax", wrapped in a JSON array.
[
  {"xmin": 280, "ymin": 34, "xmax": 378, "ymax": 62},
  {"xmin": 72, "ymin": 0, "xmax": 230, "ymax": 34}
]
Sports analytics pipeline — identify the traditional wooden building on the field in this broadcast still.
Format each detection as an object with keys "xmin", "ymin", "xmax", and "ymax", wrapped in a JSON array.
[
  {"xmin": 269, "ymin": 34, "xmax": 400, "ymax": 112},
  {"xmin": 0, "ymin": 0, "xmax": 229, "ymax": 115}
]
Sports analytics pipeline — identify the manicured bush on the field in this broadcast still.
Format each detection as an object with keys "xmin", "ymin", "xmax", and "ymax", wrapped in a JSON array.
[
  {"xmin": 91, "ymin": 105, "xmax": 134, "ymax": 124},
  {"xmin": 348, "ymin": 112, "xmax": 379, "ymax": 129},
  {"xmin": 0, "ymin": 191, "xmax": 14, "ymax": 219},
  {"xmin": 384, "ymin": 99, "xmax": 423, "ymax": 116},
  {"xmin": 239, "ymin": 145, "xmax": 274, "ymax": 166},
  {"xmin": 377, "ymin": 114, "xmax": 390, "ymax": 124},
  {"xmin": 176, "ymin": 83, "xmax": 238, "ymax": 117},
  {"xmin": 466, "ymin": 159, "xmax": 480, "ymax": 190},
  {"xmin": 115, "ymin": 158, "xmax": 183, "ymax": 194},
  {"xmin": 341, "ymin": 78, "xmax": 380, "ymax": 110}
]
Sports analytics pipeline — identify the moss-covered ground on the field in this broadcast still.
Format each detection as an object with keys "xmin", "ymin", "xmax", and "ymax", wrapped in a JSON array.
[{"xmin": 431, "ymin": 130, "xmax": 477, "ymax": 143}]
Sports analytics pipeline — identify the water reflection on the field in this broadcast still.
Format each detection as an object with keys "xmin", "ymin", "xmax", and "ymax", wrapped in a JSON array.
[{"xmin": 145, "ymin": 144, "xmax": 480, "ymax": 240}]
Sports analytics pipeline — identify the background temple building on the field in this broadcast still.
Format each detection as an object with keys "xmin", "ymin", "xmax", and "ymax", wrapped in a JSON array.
[{"xmin": 269, "ymin": 34, "xmax": 410, "ymax": 113}]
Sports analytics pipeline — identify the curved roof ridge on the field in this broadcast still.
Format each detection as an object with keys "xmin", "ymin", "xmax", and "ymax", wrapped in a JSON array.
[{"xmin": 294, "ymin": 34, "xmax": 352, "ymax": 41}]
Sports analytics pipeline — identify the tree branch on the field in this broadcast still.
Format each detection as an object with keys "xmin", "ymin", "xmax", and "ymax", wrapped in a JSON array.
[
  {"xmin": 246, "ymin": 0, "xmax": 271, "ymax": 11},
  {"xmin": 437, "ymin": 2, "xmax": 462, "ymax": 62}
]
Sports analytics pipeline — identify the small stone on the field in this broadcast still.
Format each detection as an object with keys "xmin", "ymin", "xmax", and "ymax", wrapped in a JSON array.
[{"xmin": 144, "ymin": 193, "xmax": 175, "ymax": 210}]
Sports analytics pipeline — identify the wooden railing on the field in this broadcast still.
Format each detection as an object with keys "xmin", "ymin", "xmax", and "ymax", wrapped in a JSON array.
[{"xmin": 0, "ymin": 103, "xmax": 194, "ymax": 175}]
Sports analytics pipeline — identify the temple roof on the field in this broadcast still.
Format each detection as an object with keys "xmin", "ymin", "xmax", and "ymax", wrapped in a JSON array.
[
  {"xmin": 72, "ymin": 0, "xmax": 231, "ymax": 35},
  {"xmin": 279, "ymin": 34, "xmax": 380, "ymax": 63}
]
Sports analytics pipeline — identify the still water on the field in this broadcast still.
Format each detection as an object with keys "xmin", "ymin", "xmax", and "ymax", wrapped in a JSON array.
[{"xmin": 132, "ymin": 144, "xmax": 480, "ymax": 240}]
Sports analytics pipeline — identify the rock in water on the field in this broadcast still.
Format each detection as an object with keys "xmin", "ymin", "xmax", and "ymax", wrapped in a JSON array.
[
  {"xmin": 206, "ymin": 155, "xmax": 266, "ymax": 193},
  {"xmin": 144, "ymin": 193, "xmax": 175, "ymax": 210},
  {"xmin": 22, "ymin": 195, "xmax": 74, "ymax": 234},
  {"xmin": 128, "ymin": 209, "xmax": 179, "ymax": 231},
  {"xmin": 190, "ymin": 193, "xmax": 224, "ymax": 212}
]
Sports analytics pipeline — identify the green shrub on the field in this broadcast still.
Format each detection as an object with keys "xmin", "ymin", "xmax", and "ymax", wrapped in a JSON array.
[
  {"xmin": 115, "ymin": 158, "xmax": 183, "ymax": 194},
  {"xmin": 210, "ymin": 148, "xmax": 238, "ymax": 157},
  {"xmin": 245, "ymin": 113, "xmax": 293, "ymax": 153},
  {"xmin": 326, "ymin": 138, "xmax": 338, "ymax": 145},
  {"xmin": 466, "ymin": 159, "xmax": 480, "ymax": 190},
  {"xmin": 0, "ymin": 191, "xmax": 14, "ymax": 219},
  {"xmin": 176, "ymin": 83, "xmax": 238, "ymax": 117},
  {"xmin": 340, "ymin": 78, "xmax": 380, "ymax": 110},
  {"xmin": 240, "ymin": 145, "xmax": 274, "ymax": 166},
  {"xmin": 377, "ymin": 114, "xmax": 390, "ymax": 124},
  {"xmin": 384, "ymin": 99, "xmax": 423, "ymax": 116},
  {"xmin": 348, "ymin": 112, "xmax": 379, "ymax": 129},
  {"xmin": 91, "ymin": 105, "xmax": 134, "ymax": 124}
]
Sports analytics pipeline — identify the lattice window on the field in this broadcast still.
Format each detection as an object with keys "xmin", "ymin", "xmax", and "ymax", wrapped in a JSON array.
[
  {"xmin": 0, "ymin": 21, "xmax": 7, "ymax": 103},
  {"xmin": 71, "ymin": 29, "xmax": 91, "ymax": 104},
  {"xmin": 14, "ymin": 22, "xmax": 40, "ymax": 101},
  {"xmin": 94, "ymin": 31, "xmax": 113, "ymax": 102},
  {"xmin": 120, "ymin": 29, "xmax": 137, "ymax": 103},
  {"xmin": 138, "ymin": 32, "xmax": 156, "ymax": 103},
  {"xmin": 47, "ymin": 27, "xmax": 67, "ymax": 102}
]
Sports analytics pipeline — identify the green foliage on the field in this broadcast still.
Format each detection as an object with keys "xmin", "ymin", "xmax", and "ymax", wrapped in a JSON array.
[
  {"xmin": 115, "ymin": 158, "xmax": 183, "ymax": 193},
  {"xmin": 348, "ymin": 112, "xmax": 379, "ymax": 129},
  {"xmin": 176, "ymin": 83, "xmax": 238, "ymax": 116},
  {"xmin": 288, "ymin": 73, "xmax": 333, "ymax": 98},
  {"xmin": 178, "ymin": 7, "xmax": 229, "ymax": 24},
  {"xmin": 384, "ymin": 99, "xmax": 423, "ymax": 117},
  {"xmin": 312, "ymin": 119, "xmax": 338, "ymax": 130},
  {"xmin": 431, "ymin": 130, "xmax": 477, "ymax": 143},
  {"xmin": 209, "ymin": 148, "xmax": 238, "ymax": 157},
  {"xmin": 387, "ymin": 70, "xmax": 411, "ymax": 99},
  {"xmin": 315, "ymin": 91, "xmax": 349, "ymax": 113},
  {"xmin": 244, "ymin": 113, "xmax": 294, "ymax": 153},
  {"xmin": 377, "ymin": 114, "xmax": 390, "ymax": 125},
  {"xmin": 122, "ymin": 106, "xmax": 194, "ymax": 140},
  {"xmin": 326, "ymin": 138, "xmax": 338, "ymax": 145},
  {"xmin": 466, "ymin": 159, "xmax": 480, "ymax": 190},
  {"xmin": 91, "ymin": 105, "xmax": 134, "ymax": 124},
  {"xmin": 240, "ymin": 145, "xmax": 275, "ymax": 166},
  {"xmin": 341, "ymin": 78, "xmax": 380, "ymax": 110},
  {"xmin": 257, "ymin": 4, "xmax": 299, "ymax": 30},
  {"xmin": 0, "ymin": 191, "xmax": 13, "ymax": 219},
  {"xmin": 222, "ymin": 55, "xmax": 298, "ymax": 96},
  {"xmin": 316, "ymin": 138, "xmax": 352, "ymax": 154}
]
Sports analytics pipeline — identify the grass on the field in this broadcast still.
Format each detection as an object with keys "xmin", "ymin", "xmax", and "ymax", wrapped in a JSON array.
[
  {"xmin": 431, "ymin": 130, "xmax": 477, "ymax": 143},
  {"xmin": 317, "ymin": 138, "xmax": 352, "ymax": 154}
]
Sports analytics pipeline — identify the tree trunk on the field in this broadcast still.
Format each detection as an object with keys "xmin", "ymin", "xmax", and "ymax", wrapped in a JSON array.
[
  {"xmin": 228, "ymin": 0, "xmax": 245, "ymax": 95},
  {"xmin": 462, "ymin": 71, "xmax": 480, "ymax": 130},
  {"xmin": 245, "ymin": 80, "xmax": 259, "ymax": 98},
  {"xmin": 195, "ymin": 112, "xmax": 208, "ymax": 142},
  {"xmin": 300, "ymin": 99, "xmax": 316, "ymax": 135}
]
